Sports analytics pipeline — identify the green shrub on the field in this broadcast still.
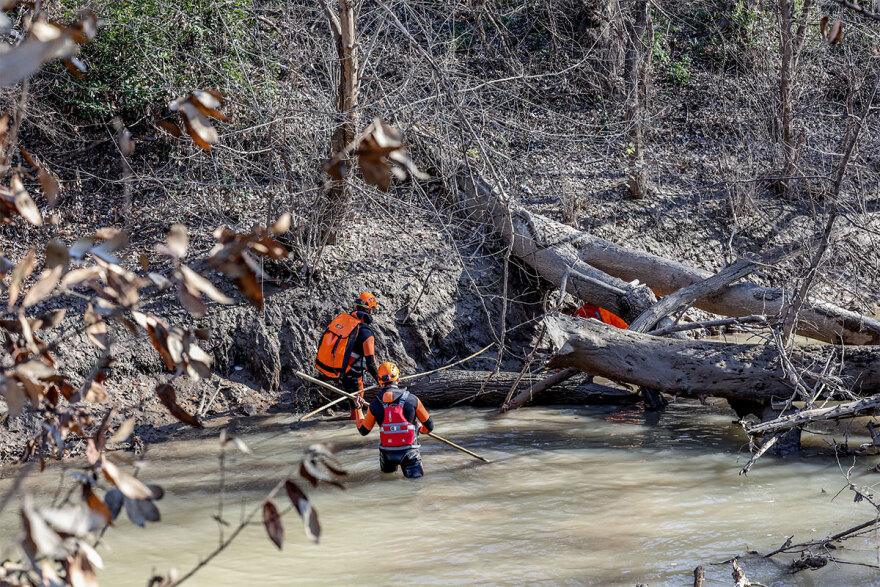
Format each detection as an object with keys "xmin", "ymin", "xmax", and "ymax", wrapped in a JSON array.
[{"xmin": 46, "ymin": 0, "xmax": 271, "ymax": 120}]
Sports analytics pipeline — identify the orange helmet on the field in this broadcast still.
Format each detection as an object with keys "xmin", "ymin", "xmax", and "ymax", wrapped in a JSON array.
[
  {"xmin": 355, "ymin": 292, "xmax": 378, "ymax": 313},
  {"xmin": 378, "ymin": 361, "xmax": 399, "ymax": 385}
]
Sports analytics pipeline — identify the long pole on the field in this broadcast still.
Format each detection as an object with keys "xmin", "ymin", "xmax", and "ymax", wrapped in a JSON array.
[
  {"xmin": 298, "ymin": 343, "xmax": 494, "ymax": 421},
  {"xmin": 295, "ymin": 371, "xmax": 491, "ymax": 463}
]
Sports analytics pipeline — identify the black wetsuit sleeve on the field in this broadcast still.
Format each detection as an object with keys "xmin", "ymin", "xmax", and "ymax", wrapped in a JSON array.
[
  {"xmin": 365, "ymin": 353, "xmax": 380, "ymax": 384},
  {"xmin": 358, "ymin": 398, "xmax": 385, "ymax": 435},
  {"xmin": 421, "ymin": 416, "xmax": 434, "ymax": 433},
  {"xmin": 358, "ymin": 325, "xmax": 380, "ymax": 384}
]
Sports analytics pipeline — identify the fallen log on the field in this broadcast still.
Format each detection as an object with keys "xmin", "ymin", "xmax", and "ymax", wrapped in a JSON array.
[
  {"xmin": 315, "ymin": 369, "xmax": 638, "ymax": 408},
  {"xmin": 543, "ymin": 314, "xmax": 880, "ymax": 401},
  {"xmin": 744, "ymin": 395, "xmax": 880, "ymax": 436},
  {"xmin": 457, "ymin": 177, "xmax": 656, "ymax": 323},
  {"xmin": 459, "ymin": 178, "xmax": 880, "ymax": 345}
]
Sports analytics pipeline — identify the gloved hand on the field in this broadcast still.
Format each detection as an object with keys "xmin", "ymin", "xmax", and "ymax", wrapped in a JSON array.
[{"xmin": 419, "ymin": 425, "xmax": 429, "ymax": 434}]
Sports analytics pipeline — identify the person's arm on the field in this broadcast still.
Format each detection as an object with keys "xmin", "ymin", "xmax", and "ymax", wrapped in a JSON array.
[
  {"xmin": 355, "ymin": 401, "xmax": 376, "ymax": 436},
  {"xmin": 415, "ymin": 398, "xmax": 433, "ymax": 434},
  {"xmin": 362, "ymin": 332, "xmax": 380, "ymax": 384}
]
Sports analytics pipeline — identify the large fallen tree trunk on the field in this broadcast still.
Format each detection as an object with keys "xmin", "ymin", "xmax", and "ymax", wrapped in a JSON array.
[
  {"xmin": 349, "ymin": 369, "xmax": 637, "ymax": 408},
  {"xmin": 544, "ymin": 314, "xmax": 880, "ymax": 401},
  {"xmin": 459, "ymin": 178, "xmax": 880, "ymax": 345},
  {"xmin": 457, "ymin": 177, "xmax": 656, "ymax": 323}
]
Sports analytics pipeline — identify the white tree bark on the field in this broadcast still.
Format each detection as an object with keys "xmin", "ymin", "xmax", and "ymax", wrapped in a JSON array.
[
  {"xmin": 459, "ymin": 177, "xmax": 880, "ymax": 345},
  {"xmin": 544, "ymin": 314, "xmax": 880, "ymax": 401}
]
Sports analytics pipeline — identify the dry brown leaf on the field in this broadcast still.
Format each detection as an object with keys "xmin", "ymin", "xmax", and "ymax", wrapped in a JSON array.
[
  {"xmin": 19, "ymin": 147, "xmax": 38, "ymax": 168},
  {"xmin": 11, "ymin": 174, "xmax": 42, "ymax": 226},
  {"xmin": 2, "ymin": 377, "xmax": 26, "ymax": 417},
  {"xmin": 251, "ymin": 235, "xmax": 290, "ymax": 260},
  {"xmin": 827, "ymin": 19, "xmax": 843, "ymax": 45},
  {"xmin": 22, "ymin": 265, "xmax": 62, "ymax": 308},
  {"xmin": 284, "ymin": 479, "xmax": 309, "ymax": 516},
  {"xmin": 0, "ymin": 21, "xmax": 77, "ymax": 88},
  {"xmin": 166, "ymin": 327, "xmax": 184, "ymax": 364},
  {"xmin": 262, "ymin": 500, "xmax": 284, "ymax": 550},
  {"xmin": 270, "ymin": 213, "xmax": 291, "ymax": 235},
  {"xmin": 138, "ymin": 253, "xmax": 149, "ymax": 273},
  {"xmin": 38, "ymin": 505, "xmax": 104, "ymax": 536},
  {"xmin": 32, "ymin": 308, "xmax": 66, "ymax": 330},
  {"xmin": 84, "ymin": 380, "xmax": 107, "ymax": 403},
  {"xmin": 84, "ymin": 304, "xmax": 108, "ymax": 349},
  {"xmin": 18, "ymin": 311, "xmax": 38, "ymax": 354},
  {"xmin": 22, "ymin": 496, "xmax": 66, "ymax": 559},
  {"xmin": 166, "ymin": 224, "xmax": 188, "ymax": 260},
  {"xmin": 186, "ymin": 340, "xmax": 212, "ymax": 366},
  {"xmin": 8, "ymin": 248, "xmax": 36, "ymax": 310},
  {"xmin": 235, "ymin": 269, "xmax": 263, "ymax": 310},
  {"xmin": 70, "ymin": 9, "xmax": 98, "ymax": 44},
  {"xmin": 119, "ymin": 127, "xmax": 134, "ymax": 156},
  {"xmin": 45, "ymin": 239, "xmax": 70, "ymax": 271},
  {"xmin": 178, "ymin": 282, "xmax": 207, "ymax": 317},
  {"xmin": 147, "ymin": 272, "xmax": 172, "ymax": 290},
  {"xmin": 170, "ymin": 95, "xmax": 220, "ymax": 151},
  {"xmin": 64, "ymin": 56, "xmax": 87, "ymax": 78},
  {"xmin": 68, "ymin": 551, "xmax": 99, "ymax": 587},
  {"xmin": 108, "ymin": 417, "xmax": 135, "ymax": 444},
  {"xmin": 92, "ymin": 227, "xmax": 121, "ymax": 240},
  {"xmin": 146, "ymin": 321, "xmax": 177, "ymax": 371},
  {"xmin": 82, "ymin": 485, "xmax": 112, "ymax": 525},
  {"xmin": 185, "ymin": 358, "xmax": 212, "ymax": 381},
  {"xmin": 156, "ymin": 120, "xmax": 183, "ymax": 137},
  {"xmin": 353, "ymin": 120, "xmax": 427, "ymax": 191},
  {"xmin": 61, "ymin": 266, "xmax": 101, "ymax": 289},
  {"xmin": 101, "ymin": 457, "xmax": 154, "ymax": 499},
  {"xmin": 156, "ymin": 383, "xmax": 203, "ymax": 428},
  {"xmin": 180, "ymin": 264, "xmax": 233, "ymax": 304},
  {"xmin": 190, "ymin": 91, "xmax": 228, "ymax": 121},
  {"xmin": 90, "ymin": 230, "xmax": 127, "ymax": 263}
]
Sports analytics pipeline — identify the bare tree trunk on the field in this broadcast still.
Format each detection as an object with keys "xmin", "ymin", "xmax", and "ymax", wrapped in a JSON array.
[
  {"xmin": 544, "ymin": 313, "xmax": 880, "ymax": 401},
  {"xmin": 323, "ymin": 0, "xmax": 360, "ymax": 244},
  {"xmin": 623, "ymin": 0, "xmax": 652, "ymax": 198},
  {"xmin": 460, "ymin": 176, "xmax": 880, "ymax": 345},
  {"xmin": 458, "ymin": 177, "xmax": 658, "ymax": 322},
  {"xmin": 775, "ymin": 0, "xmax": 814, "ymax": 192}
]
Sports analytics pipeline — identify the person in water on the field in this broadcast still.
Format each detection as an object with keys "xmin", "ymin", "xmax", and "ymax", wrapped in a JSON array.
[{"xmin": 354, "ymin": 361, "xmax": 434, "ymax": 478}]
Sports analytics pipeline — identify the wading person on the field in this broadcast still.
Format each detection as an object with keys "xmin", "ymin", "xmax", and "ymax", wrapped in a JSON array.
[
  {"xmin": 314, "ymin": 292, "xmax": 381, "ymax": 418},
  {"xmin": 354, "ymin": 362, "xmax": 434, "ymax": 479}
]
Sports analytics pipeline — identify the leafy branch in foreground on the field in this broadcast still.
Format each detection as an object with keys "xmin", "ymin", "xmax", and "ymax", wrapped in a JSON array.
[{"xmin": 159, "ymin": 438, "xmax": 346, "ymax": 586}]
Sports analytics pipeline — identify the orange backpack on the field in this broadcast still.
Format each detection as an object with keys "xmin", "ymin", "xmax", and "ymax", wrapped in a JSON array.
[{"xmin": 315, "ymin": 313, "xmax": 361, "ymax": 379}]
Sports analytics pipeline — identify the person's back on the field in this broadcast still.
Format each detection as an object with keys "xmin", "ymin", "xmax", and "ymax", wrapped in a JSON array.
[
  {"xmin": 315, "ymin": 292, "xmax": 380, "ymax": 417},
  {"xmin": 354, "ymin": 362, "xmax": 433, "ymax": 478}
]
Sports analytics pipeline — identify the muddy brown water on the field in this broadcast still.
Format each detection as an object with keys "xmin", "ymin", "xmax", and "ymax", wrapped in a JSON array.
[{"xmin": 2, "ymin": 401, "xmax": 879, "ymax": 586}]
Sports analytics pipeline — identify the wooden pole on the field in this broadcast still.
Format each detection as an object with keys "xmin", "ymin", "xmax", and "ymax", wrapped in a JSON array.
[
  {"xmin": 295, "ymin": 371, "xmax": 491, "ymax": 463},
  {"xmin": 298, "ymin": 344, "xmax": 495, "ymax": 421}
]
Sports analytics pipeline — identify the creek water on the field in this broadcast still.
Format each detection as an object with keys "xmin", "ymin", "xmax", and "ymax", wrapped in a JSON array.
[{"xmin": 3, "ymin": 401, "xmax": 880, "ymax": 586}]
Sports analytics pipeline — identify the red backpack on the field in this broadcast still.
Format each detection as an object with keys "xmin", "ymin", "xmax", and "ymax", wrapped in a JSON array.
[{"xmin": 379, "ymin": 390, "xmax": 417, "ymax": 449}]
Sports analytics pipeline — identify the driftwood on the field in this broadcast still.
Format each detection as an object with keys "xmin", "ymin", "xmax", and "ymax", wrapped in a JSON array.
[
  {"xmin": 504, "ymin": 367, "xmax": 581, "ymax": 411},
  {"xmin": 459, "ymin": 178, "xmax": 880, "ymax": 345},
  {"xmin": 458, "ymin": 177, "xmax": 657, "ymax": 323},
  {"xmin": 342, "ymin": 369, "xmax": 637, "ymax": 408},
  {"xmin": 544, "ymin": 314, "xmax": 880, "ymax": 401},
  {"xmin": 745, "ymin": 395, "xmax": 880, "ymax": 436}
]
